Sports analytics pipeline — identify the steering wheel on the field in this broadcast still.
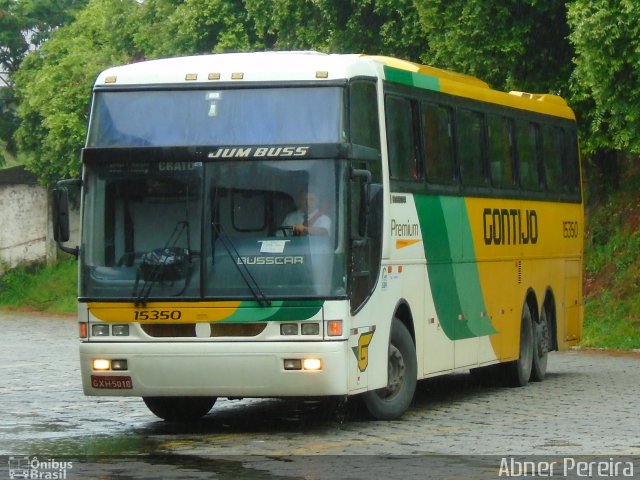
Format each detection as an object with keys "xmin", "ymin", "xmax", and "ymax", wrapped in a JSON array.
[{"xmin": 278, "ymin": 226, "xmax": 294, "ymax": 237}]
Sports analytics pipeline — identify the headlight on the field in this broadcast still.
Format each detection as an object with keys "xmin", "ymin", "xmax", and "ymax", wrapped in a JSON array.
[{"xmin": 92, "ymin": 324, "xmax": 110, "ymax": 337}]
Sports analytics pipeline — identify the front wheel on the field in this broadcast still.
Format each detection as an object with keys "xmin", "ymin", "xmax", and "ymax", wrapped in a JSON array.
[
  {"xmin": 143, "ymin": 396, "xmax": 216, "ymax": 421},
  {"xmin": 362, "ymin": 318, "xmax": 417, "ymax": 420}
]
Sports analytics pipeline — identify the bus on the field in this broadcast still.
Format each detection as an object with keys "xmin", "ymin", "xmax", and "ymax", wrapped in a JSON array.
[{"xmin": 54, "ymin": 52, "xmax": 583, "ymax": 421}]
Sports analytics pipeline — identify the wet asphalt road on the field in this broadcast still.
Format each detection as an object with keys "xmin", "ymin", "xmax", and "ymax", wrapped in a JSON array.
[{"xmin": 1, "ymin": 311, "xmax": 639, "ymax": 479}]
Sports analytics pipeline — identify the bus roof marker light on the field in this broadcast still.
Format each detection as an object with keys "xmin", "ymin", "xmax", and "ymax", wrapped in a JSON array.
[
  {"xmin": 104, "ymin": 76, "xmax": 117, "ymax": 84},
  {"xmin": 231, "ymin": 72, "xmax": 244, "ymax": 80},
  {"xmin": 208, "ymin": 73, "xmax": 221, "ymax": 80},
  {"xmin": 316, "ymin": 71, "xmax": 329, "ymax": 79},
  {"xmin": 185, "ymin": 73, "xmax": 198, "ymax": 81}
]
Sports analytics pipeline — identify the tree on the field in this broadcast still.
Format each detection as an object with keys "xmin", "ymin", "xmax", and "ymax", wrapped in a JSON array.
[
  {"xmin": 569, "ymin": 0, "xmax": 640, "ymax": 155},
  {"xmin": 415, "ymin": 0, "xmax": 573, "ymax": 94},
  {"xmin": 0, "ymin": 0, "xmax": 89, "ymax": 165},
  {"xmin": 14, "ymin": 0, "xmax": 139, "ymax": 184},
  {"xmin": 133, "ymin": 0, "xmax": 255, "ymax": 58},
  {"xmin": 568, "ymin": 0, "xmax": 640, "ymax": 201},
  {"xmin": 244, "ymin": 0, "xmax": 428, "ymax": 60}
]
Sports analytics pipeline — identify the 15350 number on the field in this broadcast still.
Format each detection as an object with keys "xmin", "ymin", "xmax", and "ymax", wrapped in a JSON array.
[{"xmin": 134, "ymin": 310, "xmax": 182, "ymax": 321}]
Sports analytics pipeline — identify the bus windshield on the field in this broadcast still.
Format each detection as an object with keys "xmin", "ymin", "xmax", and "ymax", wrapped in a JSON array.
[
  {"xmin": 80, "ymin": 154, "xmax": 348, "ymax": 301},
  {"xmin": 88, "ymin": 87, "xmax": 344, "ymax": 147}
]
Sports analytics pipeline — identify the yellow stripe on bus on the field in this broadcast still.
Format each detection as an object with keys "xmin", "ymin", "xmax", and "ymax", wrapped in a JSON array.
[{"xmin": 87, "ymin": 301, "xmax": 242, "ymax": 323}]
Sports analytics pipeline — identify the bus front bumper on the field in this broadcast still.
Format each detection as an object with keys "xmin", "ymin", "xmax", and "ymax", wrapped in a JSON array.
[{"xmin": 80, "ymin": 340, "xmax": 349, "ymax": 397}]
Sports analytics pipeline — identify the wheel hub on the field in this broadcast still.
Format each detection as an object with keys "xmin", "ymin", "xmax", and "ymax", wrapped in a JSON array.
[{"xmin": 382, "ymin": 344, "xmax": 405, "ymax": 397}]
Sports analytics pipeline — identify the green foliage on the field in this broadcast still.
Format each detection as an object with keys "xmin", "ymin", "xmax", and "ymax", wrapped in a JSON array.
[
  {"xmin": 568, "ymin": 0, "xmax": 640, "ymax": 156},
  {"xmin": 244, "ymin": 0, "xmax": 428, "ymax": 60},
  {"xmin": 415, "ymin": 0, "xmax": 573, "ymax": 93},
  {"xmin": 1, "ymin": 0, "xmax": 89, "ymax": 159},
  {"xmin": 583, "ymin": 291, "xmax": 640, "ymax": 350},
  {"xmin": 583, "ymin": 166, "xmax": 640, "ymax": 351},
  {"xmin": 14, "ymin": 0, "xmax": 140, "ymax": 185},
  {"xmin": 0, "ymin": 259, "xmax": 77, "ymax": 314}
]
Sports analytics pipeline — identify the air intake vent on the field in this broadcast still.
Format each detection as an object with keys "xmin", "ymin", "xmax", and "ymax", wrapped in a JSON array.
[
  {"xmin": 141, "ymin": 323, "xmax": 267, "ymax": 338},
  {"xmin": 516, "ymin": 260, "xmax": 522, "ymax": 284}
]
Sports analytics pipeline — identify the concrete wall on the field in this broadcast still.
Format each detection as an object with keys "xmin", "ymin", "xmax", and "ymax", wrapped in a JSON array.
[{"xmin": 0, "ymin": 166, "xmax": 79, "ymax": 274}]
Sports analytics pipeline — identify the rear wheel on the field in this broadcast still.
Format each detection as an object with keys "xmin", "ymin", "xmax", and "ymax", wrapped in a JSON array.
[
  {"xmin": 531, "ymin": 307, "xmax": 550, "ymax": 381},
  {"xmin": 505, "ymin": 303, "xmax": 534, "ymax": 387},
  {"xmin": 143, "ymin": 396, "xmax": 216, "ymax": 421},
  {"xmin": 362, "ymin": 318, "xmax": 417, "ymax": 420}
]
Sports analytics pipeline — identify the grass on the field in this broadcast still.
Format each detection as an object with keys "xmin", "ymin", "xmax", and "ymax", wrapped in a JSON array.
[
  {"xmin": 581, "ymin": 163, "xmax": 640, "ymax": 350},
  {"xmin": 0, "ymin": 259, "xmax": 77, "ymax": 314}
]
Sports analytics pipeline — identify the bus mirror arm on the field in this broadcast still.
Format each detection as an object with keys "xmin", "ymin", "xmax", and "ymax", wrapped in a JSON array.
[
  {"xmin": 351, "ymin": 168, "xmax": 375, "ymax": 248},
  {"xmin": 53, "ymin": 179, "xmax": 82, "ymax": 258}
]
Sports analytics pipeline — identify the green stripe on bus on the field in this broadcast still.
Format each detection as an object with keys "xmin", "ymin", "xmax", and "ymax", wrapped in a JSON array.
[
  {"xmin": 383, "ymin": 66, "xmax": 440, "ymax": 91},
  {"xmin": 220, "ymin": 300, "xmax": 324, "ymax": 323},
  {"xmin": 414, "ymin": 195, "xmax": 496, "ymax": 339}
]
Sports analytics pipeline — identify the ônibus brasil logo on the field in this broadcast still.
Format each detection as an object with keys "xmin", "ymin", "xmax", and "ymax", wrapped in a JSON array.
[{"xmin": 8, "ymin": 456, "xmax": 73, "ymax": 479}]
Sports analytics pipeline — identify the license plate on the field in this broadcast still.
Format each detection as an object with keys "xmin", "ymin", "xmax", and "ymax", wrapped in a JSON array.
[{"xmin": 91, "ymin": 375, "xmax": 133, "ymax": 389}]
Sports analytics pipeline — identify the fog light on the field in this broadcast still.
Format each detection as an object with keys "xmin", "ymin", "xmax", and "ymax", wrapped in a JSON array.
[
  {"xmin": 111, "ymin": 359, "xmax": 128, "ymax": 371},
  {"xmin": 92, "ymin": 324, "xmax": 110, "ymax": 337},
  {"xmin": 280, "ymin": 323, "xmax": 298, "ymax": 336},
  {"xmin": 93, "ymin": 359, "xmax": 110, "ymax": 371},
  {"xmin": 327, "ymin": 320, "xmax": 343, "ymax": 337},
  {"xmin": 112, "ymin": 324, "xmax": 130, "ymax": 336},
  {"xmin": 284, "ymin": 359, "xmax": 302, "ymax": 370},
  {"xmin": 301, "ymin": 323, "xmax": 320, "ymax": 335},
  {"xmin": 303, "ymin": 358, "xmax": 322, "ymax": 371}
]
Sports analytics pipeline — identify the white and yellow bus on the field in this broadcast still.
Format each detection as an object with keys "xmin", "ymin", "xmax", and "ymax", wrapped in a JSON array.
[{"xmin": 54, "ymin": 52, "xmax": 583, "ymax": 421}]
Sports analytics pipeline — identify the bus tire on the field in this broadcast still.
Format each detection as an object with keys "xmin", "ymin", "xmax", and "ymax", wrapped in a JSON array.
[
  {"xmin": 505, "ymin": 303, "xmax": 534, "ymax": 387},
  {"xmin": 362, "ymin": 318, "xmax": 417, "ymax": 420},
  {"xmin": 531, "ymin": 306, "xmax": 550, "ymax": 381},
  {"xmin": 143, "ymin": 396, "xmax": 216, "ymax": 421}
]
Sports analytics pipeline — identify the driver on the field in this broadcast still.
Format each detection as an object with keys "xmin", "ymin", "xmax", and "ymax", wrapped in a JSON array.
[{"xmin": 280, "ymin": 191, "xmax": 331, "ymax": 236}]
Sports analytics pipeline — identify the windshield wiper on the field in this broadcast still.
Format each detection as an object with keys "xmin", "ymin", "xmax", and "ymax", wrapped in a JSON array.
[
  {"xmin": 133, "ymin": 221, "xmax": 191, "ymax": 307},
  {"xmin": 212, "ymin": 221, "xmax": 271, "ymax": 307}
]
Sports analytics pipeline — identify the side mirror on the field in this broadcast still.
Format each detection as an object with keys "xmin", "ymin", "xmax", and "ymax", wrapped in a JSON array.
[
  {"xmin": 366, "ymin": 183, "xmax": 383, "ymax": 238},
  {"xmin": 53, "ymin": 179, "xmax": 81, "ymax": 257},
  {"xmin": 53, "ymin": 188, "xmax": 71, "ymax": 242},
  {"xmin": 351, "ymin": 168, "xmax": 372, "ymax": 247}
]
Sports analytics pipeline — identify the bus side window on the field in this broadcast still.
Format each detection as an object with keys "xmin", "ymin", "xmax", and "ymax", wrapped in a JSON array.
[
  {"xmin": 564, "ymin": 130, "xmax": 581, "ymax": 196},
  {"xmin": 456, "ymin": 109, "xmax": 487, "ymax": 186},
  {"xmin": 541, "ymin": 125, "xmax": 565, "ymax": 193},
  {"xmin": 422, "ymin": 103, "xmax": 455, "ymax": 184},
  {"xmin": 487, "ymin": 114, "xmax": 516, "ymax": 189},
  {"xmin": 385, "ymin": 95, "xmax": 422, "ymax": 181},
  {"xmin": 350, "ymin": 81, "xmax": 381, "ymax": 150},
  {"xmin": 515, "ymin": 120, "xmax": 542, "ymax": 191}
]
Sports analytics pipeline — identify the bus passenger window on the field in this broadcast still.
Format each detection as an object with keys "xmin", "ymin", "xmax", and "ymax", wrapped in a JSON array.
[
  {"xmin": 564, "ymin": 131, "xmax": 581, "ymax": 195},
  {"xmin": 516, "ymin": 120, "xmax": 541, "ymax": 191},
  {"xmin": 386, "ymin": 96, "xmax": 421, "ymax": 181},
  {"xmin": 487, "ymin": 114, "xmax": 515, "ymax": 189},
  {"xmin": 456, "ymin": 109, "xmax": 486, "ymax": 187},
  {"xmin": 542, "ymin": 125, "xmax": 565, "ymax": 193},
  {"xmin": 422, "ymin": 103, "xmax": 455, "ymax": 184}
]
